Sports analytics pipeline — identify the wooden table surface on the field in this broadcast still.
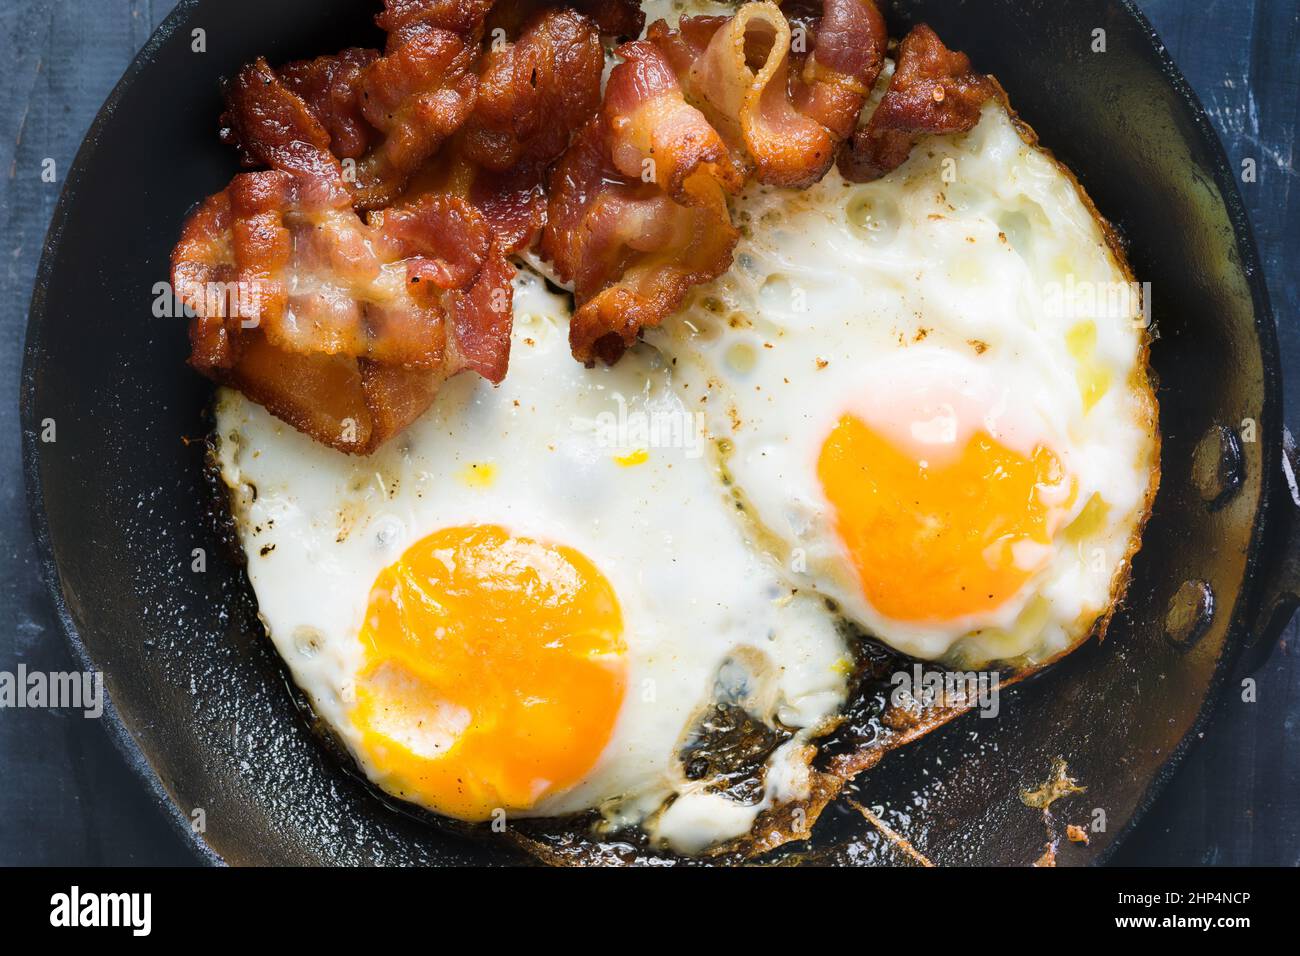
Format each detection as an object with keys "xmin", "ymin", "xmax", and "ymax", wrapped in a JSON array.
[{"xmin": 0, "ymin": 0, "xmax": 1295, "ymax": 865}]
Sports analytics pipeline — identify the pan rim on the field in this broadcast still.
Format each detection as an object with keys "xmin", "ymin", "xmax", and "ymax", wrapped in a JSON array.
[
  {"xmin": 18, "ymin": 0, "xmax": 1283, "ymax": 868},
  {"xmin": 1090, "ymin": 0, "xmax": 1283, "ymax": 865}
]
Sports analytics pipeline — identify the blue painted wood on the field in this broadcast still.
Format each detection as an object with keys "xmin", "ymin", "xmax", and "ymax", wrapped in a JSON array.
[{"xmin": 0, "ymin": 0, "xmax": 1294, "ymax": 865}]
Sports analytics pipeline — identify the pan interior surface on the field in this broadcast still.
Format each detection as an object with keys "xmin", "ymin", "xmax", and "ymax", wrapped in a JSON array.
[{"xmin": 21, "ymin": 0, "xmax": 1277, "ymax": 865}]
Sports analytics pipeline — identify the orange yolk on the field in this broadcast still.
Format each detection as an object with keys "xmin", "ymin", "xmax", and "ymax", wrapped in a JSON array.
[
  {"xmin": 352, "ymin": 524, "xmax": 627, "ymax": 821},
  {"xmin": 817, "ymin": 415, "xmax": 1070, "ymax": 623}
]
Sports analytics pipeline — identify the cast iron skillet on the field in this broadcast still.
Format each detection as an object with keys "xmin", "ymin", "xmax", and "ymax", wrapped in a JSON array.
[{"xmin": 20, "ymin": 0, "xmax": 1300, "ymax": 865}]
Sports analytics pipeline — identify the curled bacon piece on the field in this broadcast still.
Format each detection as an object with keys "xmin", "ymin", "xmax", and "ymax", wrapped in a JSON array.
[
  {"xmin": 441, "ymin": 159, "xmax": 553, "ymax": 255},
  {"xmin": 457, "ymin": 6, "xmax": 604, "ymax": 251},
  {"xmin": 377, "ymin": 0, "xmax": 497, "ymax": 35},
  {"xmin": 603, "ymin": 40, "xmax": 744, "ymax": 201},
  {"xmin": 790, "ymin": 0, "xmax": 888, "ymax": 136},
  {"xmin": 565, "ymin": 0, "xmax": 643, "ymax": 38},
  {"xmin": 462, "ymin": 8, "xmax": 604, "ymax": 172},
  {"xmin": 276, "ymin": 48, "xmax": 381, "ymax": 161},
  {"xmin": 541, "ymin": 1, "xmax": 888, "ymax": 365},
  {"xmin": 542, "ymin": 41, "xmax": 741, "ymax": 365},
  {"xmin": 223, "ymin": 4, "xmax": 490, "ymax": 209},
  {"xmin": 838, "ymin": 23, "xmax": 995, "ymax": 182},
  {"xmin": 650, "ymin": 0, "xmax": 886, "ymax": 188}
]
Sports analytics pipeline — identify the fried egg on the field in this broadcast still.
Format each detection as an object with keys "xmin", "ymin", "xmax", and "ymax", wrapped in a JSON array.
[
  {"xmin": 214, "ymin": 270, "xmax": 850, "ymax": 854},
  {"xmin": 651, "ymin": 100, "xmax": 1158, "ymax": 666}
]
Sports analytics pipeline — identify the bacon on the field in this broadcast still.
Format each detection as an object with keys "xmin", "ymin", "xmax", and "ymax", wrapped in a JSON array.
[
  {"xmin": 185, "ymin": 0, "xmax": 948, "ymax": 443},
  {"xmin": 352, "ymin": 9, "xmax": 482, "ymax": 209},
  {"xmin": 351, "ymin": 3, "xmax": 610, "ymax": 221},
  {"xmin": 541, "ymin": 2, "xmax": 887, "ymax": 365},
  {"xmin": 175, "ymin": 66, "xmax": 513, "ymax": 454},
  {"xmin": 566, "ymin": 0, "xmax": 643, "ymax": 38},
  {"xmin": 484, "ymin": 0, "xmax": 644, "ymax": 39},
  {"xmin": 838, "ymin": 23, "xmax": 994, "ymax": 182},
  {"xmin": 221, "ymin": 51, "xmax": 379, "ymax": 172},
  {"xmin": 275, "ymin": 48, "xmax": 381, "ymax": 161},
  {"xmin": 390, "ymin": 7, "xmax": 603, "ymax": 255},
  {"xmin": 220, "ymin": 2, "xmax": 494, "ymax": 210},
  {"xmin": 218, "ymin": 58, "xmax": 352, "ymax": 207},
  {"xmin": 603, "ymin": 40, "xmax": 745, "ymax": 200},
  {"xmin": 461, "ymin": 8, "xmax": 603, "ymax": 172},
  {"xmin": 439, "ymin": 157, "xmax": 551, "ymax": 254},
  {"xmin": 457, "ymin": 6, "xmax": 603, "ymax": 251},
  {"xmin": 791, "ymin": 0, "xmax": 888, "ymax": 136},
  {"xmin": 542, "ymin": 41, "xmax": 741, "ymax": 365},
  {"xmin": 376, "ymin": 0, "xmax": 497, "ymax": 35},
  {"xmin": 649, "ymin": 0, "xmax": 886, "ymax": 188}
]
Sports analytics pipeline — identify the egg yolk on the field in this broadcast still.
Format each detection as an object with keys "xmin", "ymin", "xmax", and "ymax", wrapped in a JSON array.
[
  {"xmin": 817, "ymin": 415, "xmax": 1070, "ymax": 623},
  {"xmin": 352, "ymin": 524, "xmax": 627, "ymax": 821}
]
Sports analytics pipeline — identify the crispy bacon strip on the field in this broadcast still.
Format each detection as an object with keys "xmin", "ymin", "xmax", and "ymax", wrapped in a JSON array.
[
  {"xmin": 221, "ymin": 50, "xmax": 380, "ymax": 166},
  {"xmin": 543, "ymin": 41, "xmax": 741, "ymax": 365},
  {"xmin": 462, "ymin": 8, "xmax": 603, "ymax": 172},
  {"xmin": 566, "ymin": 0, "xmax": 643, "ymax": 38},
  {"xmin": 337, "ymin": 0, "xmax": 492, "ymax": 209},
  {"xmin": 790, "ymin": 0, "xmax": 888, "ymax": 136},
  {"xmin": 436, "ymin": 158, "xmax": 552, "ymax": 254},
  {"xmin": 377, "ymin": 0, "xmax": 497, "ymax": 35},
  {"xmin": 650, "ymin": 0, "xmax": 886, "ymax": 188},
  {"xmin": 218, "ymin": 58, "xmax": 352, "ymax": 206},
  {"xmin": 604, "ymin": 40, "xmax": 745, "ymax": 200},
  {"xmin": 838, "ymin": 23, "xmax": 994, "ymax": 182},
  {"xmin": 176, "ymin": 61, "xmax": 512, "ymax": 454},
  {"xmin": 224, "ymin": 4, "xmax": 491, "ymax": 206},
  {"xmin": 543, "ymin": 1, "xmax": 886, "ymax": 364},
  {"xmin": 397, "ymin": 7, "xmax": 605, "ymax": 254},
  {"xmin": 175, "ymin": 170, "xmax": 512, "ymax": 453},
  {"xmin": 459, "ymin": 7, "xmax": 603, "ymax": 251},
  {"xmin": 220, "ymin": 0, "xmax": 493, "ymax": 209},
  {"xmin": 276, "ymin": 48, "xmax": 381, "ymax": 160}
]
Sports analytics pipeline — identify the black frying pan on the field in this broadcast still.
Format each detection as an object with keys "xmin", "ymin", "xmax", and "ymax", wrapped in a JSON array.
[{"xmin": 20, "ymin": 0, "xmax": 1300, "ymax": 865}]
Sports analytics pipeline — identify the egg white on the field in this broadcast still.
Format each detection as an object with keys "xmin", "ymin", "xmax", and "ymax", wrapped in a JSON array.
[
  {"xmin": 214, "ymin": 270, "xmax": 850, "ymax": 854},
  {"xmin": 650, "ymin": 101, "xmax": 1158, "ymax": 666}
]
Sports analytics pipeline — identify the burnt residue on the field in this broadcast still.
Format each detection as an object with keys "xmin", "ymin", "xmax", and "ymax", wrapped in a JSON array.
[
  {"xmin": 679, "ymin": 702, "xmax": 791, "ymax": 804},
  {"xmin": 200, "ymin": 421, "xmax": 245, "ymax": 571},
  {"xmin": 1021, "ymin": 757, "xmax": 1088, "ymax": 868},
  {"xmin": 816, "ymin": 629, "xmax": 924, "ymax": 767}
]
